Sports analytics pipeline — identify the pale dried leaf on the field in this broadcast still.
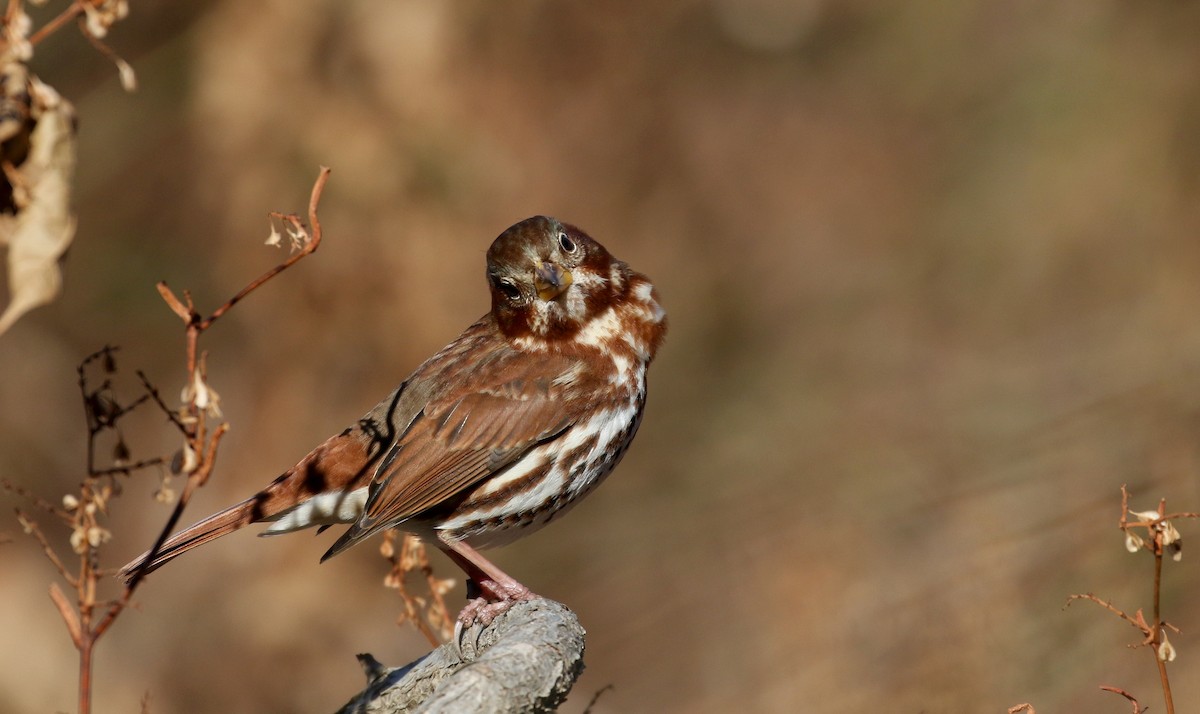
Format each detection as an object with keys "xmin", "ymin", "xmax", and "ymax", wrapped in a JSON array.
[
  {"xmin": 1159, "ymin": 633, "xmax": 1177, "ymax": 662},
  {"xmin": 1124, "ymin": 532, "xmax": 1143, "ymax": 553},
  {"xmin": 116, "ymin": 59, "xmax": 137, "ymax": 92},
  {"xmin": 0, "ymin": 64, "xmax": 29, "ymax": 145},
  {"xmin": 0, "ymin": 76, "xmax": 76, "ymax": 336},
  {"xmin": 1, "ymin": 12, "xmax": 32, "ymax": 63}
]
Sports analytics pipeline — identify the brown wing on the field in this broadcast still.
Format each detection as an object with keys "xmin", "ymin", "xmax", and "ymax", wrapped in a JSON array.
[{"xmin": 321, "ymin": 350, "xmax": 597, "ymax": 559}]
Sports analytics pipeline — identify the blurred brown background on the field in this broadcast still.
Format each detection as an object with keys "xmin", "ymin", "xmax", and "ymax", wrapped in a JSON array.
[{"xmin": 3, "ymin": 1, "xmax": 1200, "ymax": 711}]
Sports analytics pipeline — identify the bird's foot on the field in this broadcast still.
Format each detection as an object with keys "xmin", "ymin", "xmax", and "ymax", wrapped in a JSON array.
[
  {"xmin": 458, "ymin": 577, "xmax": 535, "ymax": 628},
  {"xmin": 452, "ymin": 578, "xmax": 536, "ymax": 659}
]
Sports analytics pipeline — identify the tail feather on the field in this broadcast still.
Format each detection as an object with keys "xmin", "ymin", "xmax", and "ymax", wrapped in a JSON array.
[
  {"xmin": 319, "ymin": 520, "xmax": 373, "ymax": 563},
  {"xmin": 116, "ymin": 394, "xmax": 402, "ymax": 584},
  {"xmin": 117, "ymin": 498, "xmax": 259, "ymax": 584}
]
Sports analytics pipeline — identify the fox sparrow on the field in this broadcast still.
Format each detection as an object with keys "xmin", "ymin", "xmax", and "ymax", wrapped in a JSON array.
[{"xmin": 119, "ymin": 215, "xmax": 667, "ymax": 626}]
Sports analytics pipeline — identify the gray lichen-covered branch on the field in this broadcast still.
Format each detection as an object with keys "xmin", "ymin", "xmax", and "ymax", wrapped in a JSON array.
[{"xmin": 335, "ymin": 598, "xmax": 586, "ymax": 714}]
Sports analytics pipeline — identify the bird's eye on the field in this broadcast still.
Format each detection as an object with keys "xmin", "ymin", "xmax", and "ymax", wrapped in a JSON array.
[
  {"xmin": 558, "ymin": 231, "xmax": 576, "ymax": 253},
  {"xmin": 495, "ymin": 277, "xmax": 522, "ymax": 302}
]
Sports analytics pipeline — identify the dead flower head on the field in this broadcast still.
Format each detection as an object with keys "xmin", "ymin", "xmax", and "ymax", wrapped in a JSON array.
[
  {"xmin": 181, "ymin": 366, "xmax": 222, "ymax": 418},
  {"xmin": 1126, "ymin": 509, "xmax": 1183, "ymax": 562}
]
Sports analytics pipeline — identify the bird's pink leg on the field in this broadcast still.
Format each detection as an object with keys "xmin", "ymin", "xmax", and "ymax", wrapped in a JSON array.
[{"xmin": 439, "ymin": 536, "xmax": 535, "ymax": 627}]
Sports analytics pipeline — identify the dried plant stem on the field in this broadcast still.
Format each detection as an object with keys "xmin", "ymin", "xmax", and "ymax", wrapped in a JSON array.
[
  {"xmin": 1099, "ymin": 686, "xmax": 1144, "ymax": 714},
  {"xmin": 90, "ymin": 457, "xmax": 165, "ymax": 477},
  {"xmin": 125, "ymin": 166, "xmax": 331, "ymax": 588},
  {"xmin": 89, "ymin": 171, "xmax": 330, "ymax": 712},
  {"xmin": 13, "ymin": 168, "xmax": 333, "ymax": 714},
  {"xmin": 381, "ymin": 532, "xmax": 455, "ymax": 647},
  {"xmin": 1064, "ymin": 487, "xmax": 1199, "ymax": 714},
  {"xmin": 27, "ymin": 0, "xmax": 84, "ymax": 46},
  {"xmin": 118, "ymin": 423, "xmax": 228, "ymax": 592},
  {"xmin": 157, "ymin": 167, "xmax": 329, "ymax": 381},
  {"xmin": 205, "ymin": 167, "xmax": 329, "ymax": 326},
  {"xmin": 1151, "ymin": 545, "xmax": 1173, "ymax": 714},
  {"xmin": 17, "ymin": 511, "xmax": 74, "ymax": 583},
  {"xmin": 76, "ymin": 577, "xmax": 95, "ymax": 714}
]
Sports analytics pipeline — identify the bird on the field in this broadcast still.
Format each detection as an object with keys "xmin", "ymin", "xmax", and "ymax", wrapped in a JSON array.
[{"xmin": 118, "ymin": 215, "xmax": 667, "ymax": 626}]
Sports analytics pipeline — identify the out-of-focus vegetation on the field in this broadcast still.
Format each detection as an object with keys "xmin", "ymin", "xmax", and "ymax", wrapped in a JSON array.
[{"xmin": 3, "ymin": 1, "xmax": 1200, "ymax": 711}]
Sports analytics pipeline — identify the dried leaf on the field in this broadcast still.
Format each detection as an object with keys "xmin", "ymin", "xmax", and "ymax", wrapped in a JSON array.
[
  {"xmin": 112, "ymin": 434, "xmax": 130, "ymax": 465},
  {"xmin": 86, "ymin": 525, "xmax": 111, "ymax": 548},
  {"xmin": 1, "ymin": 11, "xmax": 32, "ymax": 63},
  {"xmin": 69, "ymin": 526, "xmax": 86, "ymax": 554},
  {"xmin": 115, "ymin": 58, "xmax": 137, "ymax": 92},
  {"xmin": 1159, "ymin": 632, "xmax": 1177, "ymax": 662},
  {"xmin": 1124, "ymin": 532, "xmax": 1143, "ymax": 553},
  {"xmin": 0, "ymin": 74, "xmax": 76, "ymax": 336},
  {"xmin": 0, "ymin": 64, "xmax": 30, "ymax": 144},
  {"xmin": 181, "ymin": 367, "xmax": 222, "ymax": 417},
  {"xmin": 168, "ymin": 441, "xmax": 200, "ymax": 476},
  {"xmin": 153, "ymin": 483, "xmax": 176, "ymax": 504}
]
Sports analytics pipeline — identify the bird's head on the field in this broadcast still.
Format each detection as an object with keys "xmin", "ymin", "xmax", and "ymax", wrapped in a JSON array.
[{"xmin": 486, "ymin": 216, "xmax": 629, "ymax": 341}]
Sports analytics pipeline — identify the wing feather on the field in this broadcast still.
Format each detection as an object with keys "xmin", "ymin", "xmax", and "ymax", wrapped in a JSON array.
[{"xmin": 321, "ymin": 343, "xmax": 605, "ymax": 559}]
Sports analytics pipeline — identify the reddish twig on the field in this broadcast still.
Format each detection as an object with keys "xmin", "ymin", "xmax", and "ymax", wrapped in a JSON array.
[
  {"xmin": 204, "ymin": 166, "xmax": 330, "ymax": 326},
  {"xmin": 1099, "ymin": 685, "xmax": 1144, "ymax": 714},
  {"xmin": 27, "ymin": 0, "xmax": 86, "ymax": 46},
  {"xmin": 50, "ymin": 581, "xmax": 83, "ymax": 645},
  {"xmin": 1152, "ymin": 542, "xmax": 1172, "ymax": 714},
  {"xmin": 4, "ymin": 479, "xmax": 70, "ymax": 522},
  {"xmin": 16, "ymin": 510, "xmax": 75, "ymax": 584},
  {"xmin": 1064, "ymin": 594, "xmax": 1146, "ymax": 637}
]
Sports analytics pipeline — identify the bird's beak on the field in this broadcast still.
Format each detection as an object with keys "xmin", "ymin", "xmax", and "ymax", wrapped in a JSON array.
[{"xmin": 535, "ymin": 262, "xmax": 573, "ymax": 301}]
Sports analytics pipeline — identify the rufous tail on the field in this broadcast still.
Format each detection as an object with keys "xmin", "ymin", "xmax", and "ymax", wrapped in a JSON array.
[{"xmin": 117, "ymin": 497, "xmax": 260, "ymax": 584}]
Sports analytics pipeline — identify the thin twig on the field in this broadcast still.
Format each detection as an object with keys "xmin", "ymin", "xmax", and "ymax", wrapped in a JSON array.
[
  {"xmin": 581, "ymin": 684, "xmax": 615, "ymax": 714},
  {"xmin": 91, "ymin": 456, "xmax": 167, "ymax": 477},
  {"xmin": 4, "ymin": 480, "xmax": 69, "ymax": 522},
  {"xmin": 136, "ymin": 370, "xmax": 191, "ymax": 434},
  {"xmin": 155, "ymin": 282, "xmax": 192, "ymax": 324},
  {"xmin": 1151, "ymin": 504, "xmax": 1174, "ymax": 714},
  {"xmin": 1064, "ymin": 594, "xmax": 1143, "ymax": 632},
  {"xmin": 49, "ymin": 581, "xmax": 83, "ymax": 646},
  {"xmin": 28, "ymin": 0, "xmax": 85, "ymax": 46},
  {"xmin": 114, "ymin": 422, "xmax": 229, "ymax": 598},
  {"xmin": 103, "ymin": 393, "xmax": 152, "ymax": 426},
  {"xmin": 16, "ymin": 511, "xmax": 76, "ymax": 584},
  {"xmin": 3, "ymin": 0, "xmax": 21, "ymax": 27},
  {"xmin": 1099, "ymin": 686, "xmax": 1144, "ymax": 714},
  {"xmin": 203, "ymin": 166, "xmax": 330, "ymax": 327}
]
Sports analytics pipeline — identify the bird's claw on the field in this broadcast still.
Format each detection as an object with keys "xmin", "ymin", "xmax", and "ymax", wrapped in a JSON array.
[{"xmin": 450, "ymin": 580, "xmax": 536, "ymax": 660}]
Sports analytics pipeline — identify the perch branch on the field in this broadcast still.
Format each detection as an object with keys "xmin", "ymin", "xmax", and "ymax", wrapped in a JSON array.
[{"xmin": 335, "ymin": 598, "xmax": 586, "ymax": 714}]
